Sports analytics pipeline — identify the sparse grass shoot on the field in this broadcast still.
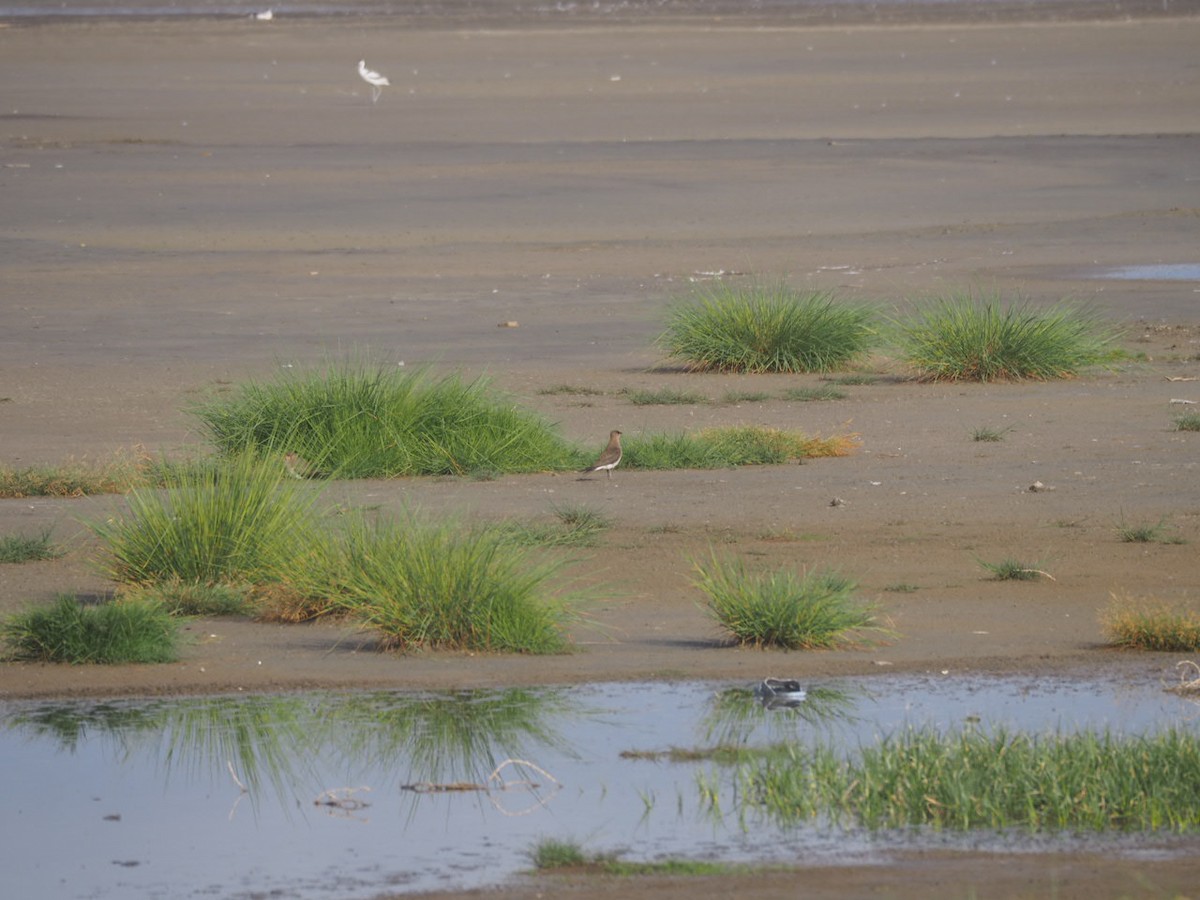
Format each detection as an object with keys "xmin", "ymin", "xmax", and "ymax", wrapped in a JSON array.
[
  {"xmin": 0, "ymin": 595, "xmax": 180, "ymax": 664},
  {"xmin": 1173, "ymin": 411, "xmax": 1200, "ymax": 432},
  {"xmin": 971, "ymin": 424, "xmax": 1014, "ymax": 442},
  {"xmin": 978, "ymin": 557, "xmax": 1051, "ymax": 581},
  {"xmin": 497, "ymin": 503, "xmax": 612, "ymax": 547},
  {"xmin": 826, "ymin": 373, "xmax": 878, "ymax": 386},
  {"xmin": 693, "ymin": 551, "xmax": 890, "ymax": 649},
  {"xmin": 898, "ymin": 293, "xmax": 1116, "ymax": 381},
  {"xmin": 719, "ymin": 390, "xmax": 772, "ymax": 404},
  {"xmin": 1116, "ymin": 515, "xmax": 1184, "ymax": 544},
  {"xmin": 0, "ymin": 527, "xmax": 62, "ymax": 564},
  {"xmin": 625, "ymin": 425, "xmax": 857, "ymax": 471},
  {"xmin": 781, "ymin": 385, "xmax": 847, "ymax": 402},
  {"xmin": 623, "ymin": 387, "xmax": 707, "ymax": 406},
  {"xmin": 659, "ymin": 284, "xmax": 875, "ymax": 373},
  {"xmin": 1101, "ymin": 594, "xmax": 1200, "ymax": 652},
  {"xmin": 537, "ymin": 384, "xmax": 605, "ymax": 397}
]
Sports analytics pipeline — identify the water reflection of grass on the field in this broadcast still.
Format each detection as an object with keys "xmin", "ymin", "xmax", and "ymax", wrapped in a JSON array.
[
  {"xmin": 2, "ymin": 687, "xmax": 575, "ymax": 813},
  {"xmin": 337, "ymin": 688, "xmax": 575, "ymax": 785}
]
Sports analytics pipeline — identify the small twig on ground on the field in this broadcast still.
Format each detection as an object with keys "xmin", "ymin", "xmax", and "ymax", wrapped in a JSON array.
[{"xmin": 1019, "ymin": 568, "xmax": 1057, "ymax": 581}]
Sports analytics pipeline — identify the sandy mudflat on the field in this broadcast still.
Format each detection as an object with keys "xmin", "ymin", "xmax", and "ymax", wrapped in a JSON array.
[{"xmin": 1, "ymin": 6, "xmax": 1199, "ymax": 898}]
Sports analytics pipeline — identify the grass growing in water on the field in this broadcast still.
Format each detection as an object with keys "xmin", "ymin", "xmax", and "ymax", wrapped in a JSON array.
[
  {"xmin": 625, "ymin": 425, "xmax": 857, "ymax": 471},
  {"xmin": 1101, "ymin": 594, "xmax": 1200, "ymax": 652},
  {"xmin": 0, "ymin": 595, "xmax": 180, "ymax": 664},
  {"xmin": 90, "ymin": 451, "xmax": 321, "ymax": 587},
  {"xmin": 659, "ymin": 284, "xmax": 875, "ymax": 373},
  {"xmin": 693, "ymin": 551, "xmax": 889, "ymax": 649},
  {"xmin": 0, "ymin": 527, "xmax": 62, "ymax": 563},
  {"xmin": 731, "ymin": 726, "xmax": 1200, "ymax": 832},
  {"xmin": 898, "ymin": 294, "xmax": 1116, "ymax": 381},
  {"xmin": 529, "ymin": 839, "xmax": 590, "ymax": 869},
  {"xmin": 529, "ymin": 838, "xmax": 764, "ymax": 876},
  {"xmin": 191, "ymin": 363, "xmax": 581, "ymax": 478},
  {"xmin": 275, "ymin": 512, "xmax": 573, "ymax": 653}
]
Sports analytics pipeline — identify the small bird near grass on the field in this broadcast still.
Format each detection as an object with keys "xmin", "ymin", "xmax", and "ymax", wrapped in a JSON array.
[
  {"xmin": 357, "ymin": 60, "xmax": 390, "ymax": 103},
  {"xmin": 283, "ymin": 452, "xmax": 314, "ymax": 480},
  {"xmin": 581, "ymin": 430, "xmax": 622, "ymax": 479}
]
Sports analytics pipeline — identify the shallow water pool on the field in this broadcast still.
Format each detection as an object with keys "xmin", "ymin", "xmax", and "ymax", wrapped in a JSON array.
[{"xmin": 3, "ymin": 674, "xmax": 1197, "ymax": 898}]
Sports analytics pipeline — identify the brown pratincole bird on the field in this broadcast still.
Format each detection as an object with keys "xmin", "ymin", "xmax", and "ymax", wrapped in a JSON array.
[{"xmin": 582, "ymin": 430, "xmax": 622, "ymax": 479}]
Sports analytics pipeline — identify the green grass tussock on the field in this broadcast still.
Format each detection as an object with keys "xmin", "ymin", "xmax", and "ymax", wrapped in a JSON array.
[
  {"xmin": 90, "ymin": 451, "xmax": 320, "ymax": 587},
  {"xmin": 1, "ymin": 595, "xmax": 180, "ymax": 664},
  {"xmin": 693, "ymin": 551, "xmax": 890, "ymax": 650},
  {"xmin": 897, "ymin": 293, "xmax": 1116, "ymax": 381},
  {"xmin": 1102, "ymin": 594, "xmax": 1200, "ymax": 652},
  {"xmin": 273, "ymin": 512, "xmax": 573, "ymax": 653},
  {"xmin": 659, "ymin": 284, "xmax": 875, "ymax": 374},
  {"xmin": 735, "ymin": 726, "xmax": 1200, "ymax": 832},
  {"xmin": 191, "ymin": 363, "xmax": 581, "ymax": 478}
]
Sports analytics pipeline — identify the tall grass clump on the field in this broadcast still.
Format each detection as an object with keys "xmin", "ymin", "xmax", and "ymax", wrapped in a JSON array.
[
  {"xmin": 733, "ymin": 726, "xmax": 1200, "ymax": 832},
  {"xmin": 659, "ymin": 284, "xmax": 875, "ymax": 373},
  {"xmin": 693, "ymin": 551, "xmax": 889, "ymax": 649},
  {"xmin": 1, "ymin": 595, "xmax": 180, "ymax": 664},
  {"xmin": 898, "ymin": 294, "xmax": 1116, "ymax": 381},
  {"xmin": 1101, "ymin": 594, "xmax": 1200, "ymax": 652},
  {"xmin": 277, "ymin": 512, "xmax": 573, "ymax": 653},
  {"xmin": 190, "ymin": 363, "xmax": 580, "ymax": 478},
  {"xmin": 90, "ymin": 451, "xmax": 320, "ymax": 587}
]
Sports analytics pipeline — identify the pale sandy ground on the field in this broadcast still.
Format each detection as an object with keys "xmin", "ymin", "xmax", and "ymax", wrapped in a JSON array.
[{"xmin": 1, "ymin": 7, "xmax": 1199, "ymax": 898}]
